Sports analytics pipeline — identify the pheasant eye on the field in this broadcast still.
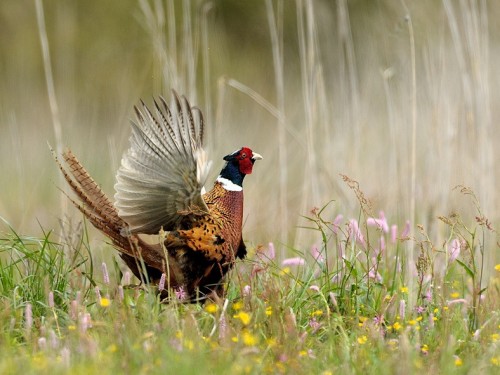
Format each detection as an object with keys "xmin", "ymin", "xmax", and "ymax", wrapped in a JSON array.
[{"xmin": 241, "ymin": 153, "xmax": 247, "ymax": 159}]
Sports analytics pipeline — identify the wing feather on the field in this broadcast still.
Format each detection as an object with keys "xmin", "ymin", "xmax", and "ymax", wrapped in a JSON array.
[{"xmin": 115, "ymin": 91, "xmax": 211, "ymax": 234}]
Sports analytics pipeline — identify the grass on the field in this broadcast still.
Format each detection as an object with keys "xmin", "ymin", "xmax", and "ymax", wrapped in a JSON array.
[{"xmin": 0, "ymin": 180, "xmax": 499, "ymax": 374}]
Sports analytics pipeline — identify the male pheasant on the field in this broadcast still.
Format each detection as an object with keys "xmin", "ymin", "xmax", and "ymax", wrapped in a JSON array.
[{"xmin": 55, "ymin": 92, "xmax": 262, "ymax": 301}]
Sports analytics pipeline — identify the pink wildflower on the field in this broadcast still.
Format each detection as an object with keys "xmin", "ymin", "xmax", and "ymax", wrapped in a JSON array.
[
  {"xmin": 448, "ymin": 238, "xmax": 461, "ymax": 263},
  {"xmin": 332, "ymin": 214, "xmax": 343, "ymax": 233},
  {"xmin": 174, "ymin": 286, "xmax": 187, "ymax": 301},
  {"xmin": 218, "ymin": 312, "xmax": 228, "ymax": 341},
  {"xmin": 348, "ymin": 219, "xmax": 366, "ymax": 247},
  {"xmin": 424, "ymin": 289, "xmax": 432, "ymax": 302},
  {"xmin": 49, "ymin": 329, "xmax": 59, "ymax": 349},
  {"xmin": 391, "ymin": 224, "xmax": 398, "ymax": 243},
  {"xmin": 282, "ymin": 257, "xmax": 306, "ymax": 266},
  {"xmin": 373, "ymin": 315, "xmax": 384, "ymax": 325},
  {"xmin": 368, "ymin": 269, "xmax": 382, "ymax": 282},
  {"xmin": 428, "ymin": 313, "xmax": 435, "ymax": 328},
  {"xmin": 38, "ymin": 337, "xmax": 47, "ymax": 350},
  {"xmin": 242, "ymin": 285, "xmax": 251, "ymax": 297},
  {"xmin": 117, "ymin": 285, "xmax": 124, "ymax": 301},
  {"xmin": 367, "ymin": 211, "xmax": 389, "ymax": 233},
  {"xmin": 311, "ymin": 244, "xmax": 324, "ymax": 262},
  {"xmin": 256, "ymin": 242, "xmax": 276, "ymax": 263},
  {"xmin": 379, "ymin": 235, "xmax": 386, "ymax": 252},
  {"xmin": 158, "ymin": 273, "xmax": 166, "ymax": 292},
  {"xmin": 401, "ymin": 220, "xmax": 411, "ymax": 238},
  {"xmin": 60, "ymin": 347, "xmax": 71, "ymax": 368},
  {"xmin": 329, "ymin": 293, "xmax": 338, "ymax": 308},
  {"xmin": 415, "ymin": 305, "xmax": 426, "ymax": 314},
  {"xmin": 48, "ymin": 291, "xmax": 54, "ymax": 308},
  {"xmin": 25, "ymin": 303, "xmax": 33, "ymax": 330},
  {"xmin": 309, "ymin": 317, "xmax": 322, "ymax": 333},
  {"xmin": 123, "ymin": 271, "xmax": 131, "ymax": 285},
  {"xmin": 267, "ymin": 242, "xmax": 276, "ymax": 260},
  {"xmin": 79, "ymin": 313, "xmax": 91, "ymax": 334},
  {"xmin": 70, "ymin": 300, "xmax": 78, "ymax": 320},
  {"xmin": 309, "ymin": 285, "xmax": 320, "ymax": 292},
  {"xmin": 447, "ymin": 298, "xmax": 468, "ymax": 305},
  {"xmin": 94, "ymin": 286, "xmax": 102, "ymax": 304},
  {"xmin": 399, "ymin": 300, "xmax": 406, "ymax": 320},
  {"xmin": 101, "ymin": 262, "xmax": 110, "ymax": 284},
  {"xmin": 75, "ymin": 291, "xmax": 81, "ymax": 305}
]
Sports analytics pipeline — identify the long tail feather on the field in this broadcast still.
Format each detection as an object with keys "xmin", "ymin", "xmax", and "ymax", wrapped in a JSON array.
[{"xmin": 53, "ymin": 148, "xmax": 166, "ymax": 271}]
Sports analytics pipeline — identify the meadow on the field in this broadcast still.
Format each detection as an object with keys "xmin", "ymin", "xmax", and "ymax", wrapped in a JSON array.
[{"xmin": 0, "ymin": 1, "xmax": 499, "ymax": 373}]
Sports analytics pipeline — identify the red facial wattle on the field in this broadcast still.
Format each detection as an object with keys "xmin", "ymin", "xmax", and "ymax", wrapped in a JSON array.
[{"xmin": 238, "ymin": 147, "xmax": 255, "ymax": 175}]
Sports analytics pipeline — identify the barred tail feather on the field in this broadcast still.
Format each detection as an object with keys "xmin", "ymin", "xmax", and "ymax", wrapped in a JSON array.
[{"xmin": 53, "ymin": 148, "xmax": 166, "ymax": 270}]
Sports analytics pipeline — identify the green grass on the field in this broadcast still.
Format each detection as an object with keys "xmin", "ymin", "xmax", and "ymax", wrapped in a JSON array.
[{"xmin": 0, "ymin": 184, "xmax": 499, "ymax": 374}]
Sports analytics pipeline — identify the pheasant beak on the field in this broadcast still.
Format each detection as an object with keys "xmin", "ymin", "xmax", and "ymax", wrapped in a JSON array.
[{"xmin": 251, "ymin": 152, "xmax": 263, "ymax": 161}]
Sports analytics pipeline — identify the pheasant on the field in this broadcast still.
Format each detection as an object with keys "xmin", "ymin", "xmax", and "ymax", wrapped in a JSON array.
[{"xmin": 55, "ymin": 92, "xmax": 262, "ymax": 301}]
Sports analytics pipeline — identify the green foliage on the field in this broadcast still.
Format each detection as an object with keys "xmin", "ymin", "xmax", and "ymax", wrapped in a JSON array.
[{"xmin": 0, "ymin": 190, "xmax": 498, "ymax": 374}]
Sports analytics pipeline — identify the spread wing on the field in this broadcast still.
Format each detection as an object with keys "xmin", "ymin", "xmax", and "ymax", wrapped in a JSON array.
[{"xmin": 114, "ymin": 91, "xmax": 212, "ymax": 234}]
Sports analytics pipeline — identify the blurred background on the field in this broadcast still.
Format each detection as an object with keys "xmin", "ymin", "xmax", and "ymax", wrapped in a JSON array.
[{"xmin": 0, "ymin": 1, "xmax": 498, "ymax": 260}]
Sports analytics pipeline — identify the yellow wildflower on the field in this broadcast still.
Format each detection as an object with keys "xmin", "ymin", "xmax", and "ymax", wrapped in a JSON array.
[
  {"xmin": 280, "ymin": 267, "xmax": 291, "ymax": 275},
  {"xmin": 99, "ymin": 297, "xmax": 110, "ymax": 307},
  {"xmin": 400, "ymin": 286, "xmax": 409, "ymax": 294},
  {"xmin": 242, "ymin": 330, "xmax": 257, "ymax": 346},
  {"xmin": 184, "ymin": 340, "xmax": 194, "ymax": 350},
  {"xmin": 311, "ymin": 310, "xmax": 323, "ymax": 317},
  {"xmin": 275, "ymin": 362, "xmax": 286, "ymax": 373},
  {"xmin": 231, "ymin": 336, "xmax": 239, "ymax": 343},
  {"xmin": 357, "ymin": 335, "xmax": 368, "ymax": 345},
  {"xmin": 454, "ymin": 356, "xmax": 463, "ymax": 367},
  {"xmin": 421, "ymin": 344, "xmax": 429, "ymax": 354},
  {"xmin": 408, "ymin": 320, "xmax": 416, "ymax": 326},
  {"xmin": 265, "ymin": 306, "xmax": 272, "ymax": 316},
  {"xmin": 495, "ymin": 264, "xmax": 500, "ymax": 272},
  {"xmin": 393, "ymin": 322, "xmax": 402, "ymax": 331},
  {"xmin": 266, "ymin": 338, "xmax": 277, "ymax": 347},
  {"xmin": 234, "ymin": 311, "xmax": 251, "ymax": 325},
  {"xmin": 491, "ymin": 356, "xmax": 500, "ymax": 366},
  {"xmin": 32, "ymin": 353, "xmax": 48, "ymax": 370},
  {"xmin": 450, "ymin": 292, "xmax": 460, "ymax": 298},
  {"xmin": 491, "ymin": 333, "xmax": 499, "ymax": 343},
  {"xmin": 414, "ymin": 359, "xmax": 423, "ymax": 369},
  {"xmin": 388, "ymin": 339, "xmax": 398, "ymax": 351},
  {"xmin": 233, "ymin": 301, "xmax": 243, "ymax": 311},
  {"xmin": 416, "ymin": 316, "xmax": 423, "ymax": 322},
  {"xmin": 299, "ymin": 350, "xmax": 308, "ymax": 357},
  {"xmin": 204, "ymin": 303, "xmax": 218, "ymax": 314}
]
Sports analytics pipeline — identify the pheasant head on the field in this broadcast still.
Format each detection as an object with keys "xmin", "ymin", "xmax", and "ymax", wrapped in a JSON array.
[{"xmin": 217, "ymin": 147, "xmax": 263, "ymax": 190}]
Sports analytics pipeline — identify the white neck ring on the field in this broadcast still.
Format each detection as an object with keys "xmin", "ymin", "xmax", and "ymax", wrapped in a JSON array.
[{"xmin": 216, "ymin": 176, "xmax": 243, "ymax": 191}]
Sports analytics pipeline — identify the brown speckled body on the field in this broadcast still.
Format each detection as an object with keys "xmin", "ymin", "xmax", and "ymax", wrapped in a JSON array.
[{"xmin": 163, "ymin": 182, "xmax": 246, "ymax": 299}]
